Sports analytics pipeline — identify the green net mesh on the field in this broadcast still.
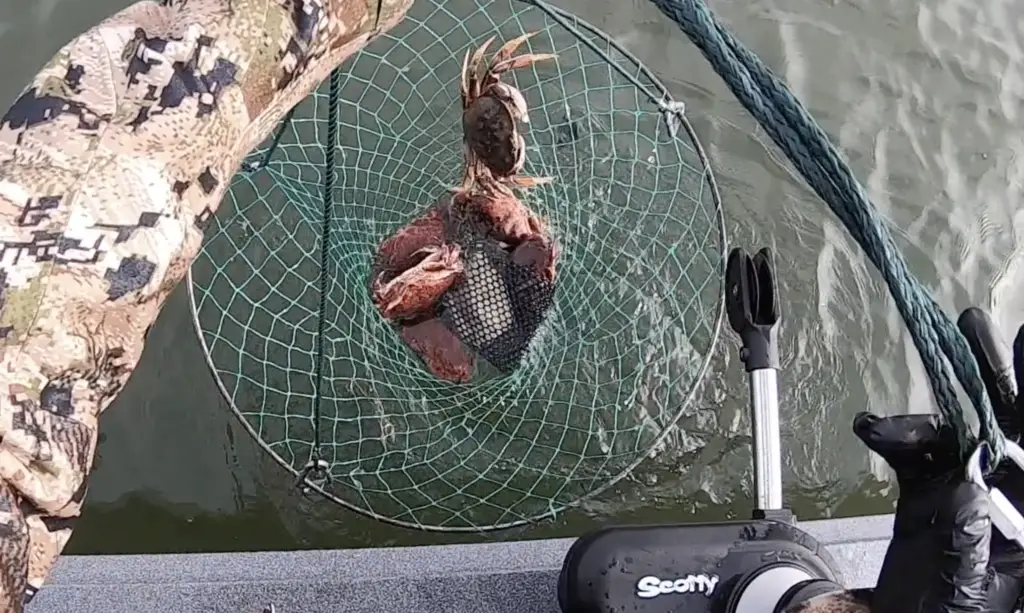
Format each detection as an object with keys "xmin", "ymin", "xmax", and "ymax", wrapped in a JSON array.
[{"xmin": 187, "ymin": 0, "xmax": 726, "ymax": 531}]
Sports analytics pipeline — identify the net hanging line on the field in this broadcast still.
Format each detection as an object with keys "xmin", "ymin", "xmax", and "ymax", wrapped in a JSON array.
[{"xmin": 187, "ymin": 0, "xmax": 727, "ymax": 531}]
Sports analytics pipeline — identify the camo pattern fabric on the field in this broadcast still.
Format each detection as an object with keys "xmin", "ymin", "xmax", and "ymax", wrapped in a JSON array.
[
  {"xmin": 0, "ymin": 0, "xmax": 413, "ymax": 609},
  {"xmin": 782, "ymin": 589, "xmax": 873, "ymax": 613}
]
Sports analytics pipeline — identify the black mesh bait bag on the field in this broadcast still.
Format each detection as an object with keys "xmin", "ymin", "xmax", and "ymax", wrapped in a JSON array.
[{"xmin": 437, "ymin": 201, "xmax": 557, "ymax": 375}]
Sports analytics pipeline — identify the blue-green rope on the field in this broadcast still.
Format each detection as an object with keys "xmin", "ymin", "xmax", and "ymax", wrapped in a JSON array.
[{"xmin": 645, "ymin": 0, "xmax": 1004, "ymax": 463}]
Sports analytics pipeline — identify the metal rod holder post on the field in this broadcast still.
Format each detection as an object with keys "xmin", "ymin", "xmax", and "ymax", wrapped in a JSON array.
[
  {"xmin": 726, "ymin": 248, "xmax": 784, "ymax": 514},
  {"xmin": 749, "ymin": 368, "xmax": 781, "ymax": 509}
]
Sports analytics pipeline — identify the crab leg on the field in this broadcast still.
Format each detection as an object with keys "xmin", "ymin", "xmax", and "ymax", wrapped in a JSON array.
[
  {"xmin": 490, "ymin": 31, "xmax": 539, "ymax": 65},
  {"xmin": 467, "ymin": 157, "xmax": 550, "ymax": 191},
  {"xmin": 489, "ymin": 31, "xmax": 557, "ymax": 75},
  {"xmin": 492, "ymin": 53, "xmax": 557, "ymax": 76},
  {"xmin": 501, "ymin": 136, "xmax": 551, "ymax": 188},
  {"xmin": 502, "ymin": 175, "xmax": 553, "ymax": 188},
  {"xmin": 463, "ymin": 35, "xmax": 496, "ymax": 101},
  {"xmin": 459, "ymin": 49, "xmax": 472, "ymax": 106},
  {"xmin": 456, "ymin": 153, "xmax": 478, "ymax": 191}
]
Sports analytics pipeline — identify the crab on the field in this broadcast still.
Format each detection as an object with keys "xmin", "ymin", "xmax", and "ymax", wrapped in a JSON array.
[
  {"xmin": 460, "ymin": 31, "xmax": 556, "ymax": 188},
  {"xmin": 455, "ymin": 33, "xmax": 560, "ymax": 281},
  {"xmin": 370, "ymin": 188, "xmax": 556, "ymax": 381},
  {"xmin": 367, "ymin": 33, "xmax": 561, "ymax": 382},
  {"xmin": 370, "ymin": 207, "xmax": 475, "ymax": 383},
  {"xmin": 452, "ymin": 165, "xmax": 559, "ymax": 283},
  {"xmin": 371, "ymin": 243, "xmax": 464, "ymax": 321},
  {"xmin": 373, "ymin": 206, "xmax": 446, "ymax": 274},
  {"xmin": 400, "ymin": 318, "xmax": 476, "ymax": 383}
]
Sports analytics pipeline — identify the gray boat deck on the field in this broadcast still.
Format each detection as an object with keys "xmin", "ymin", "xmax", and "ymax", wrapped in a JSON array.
[{"xmin": 30, "ymin": 513, "xmax": 893, "ymax": 612}]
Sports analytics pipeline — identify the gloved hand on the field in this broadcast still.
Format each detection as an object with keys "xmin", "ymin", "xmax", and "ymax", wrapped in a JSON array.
[
  {"xmin": 959, "ymin": 307, "xmax": 1024, "ymax": 581},
  {"xmin": 854, "ymin": 413, "xmax": 991, "ymax": 613},
  {"xmin": 855, "ymin": 307, "xmax": 1024, "ymax": 613}
]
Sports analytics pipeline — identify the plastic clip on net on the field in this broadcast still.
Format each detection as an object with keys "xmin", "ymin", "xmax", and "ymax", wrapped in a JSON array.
[
  {"xmin": 967, "ymin": 442, "xmax": 1024, "ymax": 548},
  {"xmin": 726, "ymin": 247, "xmax": 787, "ymax": 519}
]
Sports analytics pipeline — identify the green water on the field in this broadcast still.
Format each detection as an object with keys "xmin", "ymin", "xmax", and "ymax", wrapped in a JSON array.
[{"xmin": 0, "ymin": 0, "xmax": 1012, "ymax": 552}]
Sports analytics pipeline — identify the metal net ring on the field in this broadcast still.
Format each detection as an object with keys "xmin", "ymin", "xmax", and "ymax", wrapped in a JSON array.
[{"xmin": 187, "ymin": 0, "xmax": 726, "ymax": 531}]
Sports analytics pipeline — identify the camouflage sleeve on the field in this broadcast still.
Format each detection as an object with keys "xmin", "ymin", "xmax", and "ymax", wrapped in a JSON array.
[
  {"xmin": 0, "ymin": 0, "xmax": 413, "ymax": 610},
  {"xmin": 780, "ymin": 589, "xmax": 873, "ymax": 613}
]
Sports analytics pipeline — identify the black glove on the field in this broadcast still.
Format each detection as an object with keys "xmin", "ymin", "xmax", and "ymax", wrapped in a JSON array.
[
  {"xmin": 855, "ymin": 412, "xmax": 990, "ymax": 613},
  {"xmin": 959, "ymin": 307, "xmax": 1024, "ymax": 579},
  {"xmin": 856, "ymin": 307, "xmax": 1024, "ymax": 613}
]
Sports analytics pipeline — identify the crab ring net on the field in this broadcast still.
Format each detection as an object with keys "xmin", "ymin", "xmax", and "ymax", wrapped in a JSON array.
[{"xmin": 187, "ymin": 0, "xmax": 726, "ymax": 531}]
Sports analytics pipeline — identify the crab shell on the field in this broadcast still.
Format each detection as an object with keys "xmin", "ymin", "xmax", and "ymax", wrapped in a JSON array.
[
  {"xmin": 372, "ymin": 244, "xmax": 464, "ymax": 321},
  {"xmin": 511, "ymin": 237, "xmax": 559, "ymax": 283},
  {"xmin": 400, "ymin": 318, "xmax": 477, "ymax": 383},
  {"xmin": 374, "ymin": 207, "xmax": 446, "ymax": 274},
  {"xmin": 452, "ymin": 187, "xmax": 549, "ymax": 247},
  {"xmin": 462, "ymin": 82, "xmax": 530, "ymax": 177}
]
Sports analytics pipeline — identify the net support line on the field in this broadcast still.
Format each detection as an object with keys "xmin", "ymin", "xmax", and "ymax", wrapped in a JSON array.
[
  {"xmin": 243, "ymin": 106, "xmax": 298, "ymax": 174},
  {"xmin": 299, "ymin": 68, "xmax": 345, "ymax": 491}
]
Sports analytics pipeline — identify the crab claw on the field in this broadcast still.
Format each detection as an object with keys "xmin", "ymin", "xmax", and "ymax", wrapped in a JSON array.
[{"xmin": 372, "ymin": 245, "xmax": 464, "ymax": 321}]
